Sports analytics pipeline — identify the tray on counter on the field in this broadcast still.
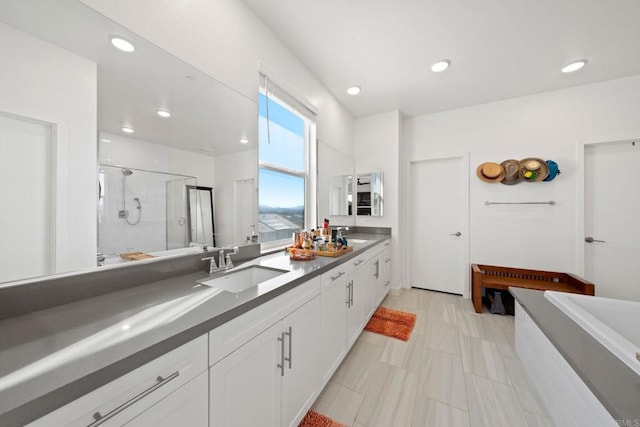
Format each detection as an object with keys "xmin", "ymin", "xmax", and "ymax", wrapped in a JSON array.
[
  {"xmin": 119, "ymin": 251, "xmax": 156, "ymax": 261},
  {"xmin": 286, "ymin": 245, "xmax": 353, "ymax": 258}
]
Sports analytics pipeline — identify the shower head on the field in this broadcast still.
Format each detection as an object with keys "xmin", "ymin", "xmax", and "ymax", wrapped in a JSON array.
[{"xmin": 122, "ymin": 169, "xmax": 133, "ymax": 176}]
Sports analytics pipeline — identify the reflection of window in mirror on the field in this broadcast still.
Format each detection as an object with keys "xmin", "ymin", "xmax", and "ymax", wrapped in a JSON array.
[
  {"xmin": 329, "ymin": 175, "xmax": 353, "ymax": 216},
  {"xmin": 258, "ymin": 74, "xmax": 317, "ymax": 246}
]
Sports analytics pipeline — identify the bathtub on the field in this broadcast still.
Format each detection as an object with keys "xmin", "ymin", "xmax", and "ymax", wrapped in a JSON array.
[{"xmin": 544, "ymin": 291, "xmax": 640, "ymax": 376}]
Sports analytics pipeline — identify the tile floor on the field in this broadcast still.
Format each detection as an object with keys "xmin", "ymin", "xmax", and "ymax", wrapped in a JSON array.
[{"xmin": 311, "ymin": 288, "xmax": 554, "ymax": 427}]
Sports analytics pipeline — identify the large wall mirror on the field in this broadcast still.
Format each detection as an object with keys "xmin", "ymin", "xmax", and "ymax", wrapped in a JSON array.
[
  {"xmin": 0, "ymin": 0, "xmax": 258, "ymax": 284},
  {"xmin": 356, "ymin": 172, "xmax": 384, "ymax": 216}
]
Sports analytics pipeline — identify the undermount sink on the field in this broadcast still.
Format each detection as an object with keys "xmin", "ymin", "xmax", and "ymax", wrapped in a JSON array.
[
  {"xmin": 197, "ymin": 265, "xmax": 288, "ymax": 293},
  {"xmin": 348, "ymin": 239, "xmax": 368, "ymax": 244}
]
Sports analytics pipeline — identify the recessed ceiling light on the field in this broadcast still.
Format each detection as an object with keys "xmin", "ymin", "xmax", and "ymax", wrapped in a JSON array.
[
  {"xmin": 109, "ymin": 36, "xmax": 135, "ymax": 53},
  {"xmin": 347, "ymin": 86, "xmax": 361, "ymax": 95},
  {"xmin": 157, "ymin": 109, "xmax": 171, "ymax": 118},
  {"xmin": 122, "ymin": 126, "xmax": 134, "ymax": 134},
  {"xmin": 562, "ymin": 60, "xmax": 587, "ymax": 73},
  {"xmin": 240, "ymin": 138, "xmax": 249, "ymax": 144},
  {"xmin": 431, "ymin": 60, "xmax": 451, "ymax": 73},
  {"xmin": 100, "ymin": 138, "xmax": 111, "ymax": 143}
]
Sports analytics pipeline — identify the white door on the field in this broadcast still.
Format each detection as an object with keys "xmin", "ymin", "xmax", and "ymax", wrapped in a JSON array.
[
  {"xmin": 0, "ymin": 113, "xmax": 52, "ymax": 282},
  {"xmin": 585, "ymin": 140, "xmax": 640, "ymax": 301},
  {"xmin": 234, "ymin": 178, "xmax": 256, "ymax": 244},
  {"xmin": 409, "ymin": 156, "xmax": 469, "ymax": 295}
]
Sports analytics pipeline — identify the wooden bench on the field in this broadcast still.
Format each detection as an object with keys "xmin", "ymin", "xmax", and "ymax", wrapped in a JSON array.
[{"xmin": 471, "ymin": 264, "xmax": 595, "ymax": 314}]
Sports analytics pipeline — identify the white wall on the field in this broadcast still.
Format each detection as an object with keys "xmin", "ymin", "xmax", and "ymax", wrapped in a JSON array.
[
  {"xmin": 402, "ymin": 75, "xmax": 640, "ymax": 287},
  {"xmin": 354, "ymin": 111, "xmax": 401, "ymax": 287},
  {"xmin": 79, "ymin": 0, "xmax": 355, "ymax": 158},
  {"xmin": 0, "ymin": 22, "xmax": 97, "ymax": 277}
]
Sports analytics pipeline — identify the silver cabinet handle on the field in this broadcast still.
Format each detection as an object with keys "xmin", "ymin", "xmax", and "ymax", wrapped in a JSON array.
[
  {"xmin": 374, "ymin": 260, "xmax": 379, "ymax": 279},
  {"xmin": 345, "ymin": 282, "xmax": 351, "ymax": 307},
  {"xmin": 451, "ymin": 232, "xmax": 461, "ymax": 237},
  {"xmin": 349, "ymin": 280, "xmax": 354, "ymax": 306},
  {"xmin": 385, "ymin": 258, "xmax": 391, "ymax": 263},
  {"xmin": 277, "ymin": 332, "xmax": 285, "ymax": 377},
  {"xmin": 88, "ymin": 371, "xmax": 180, "ymax": 426},
  {"xmin": 585, "ymin": 236, "xmax": 606, "ymax": 243},
  {"xmin": 384, "ymin": 241, "xmax": 391, "ymax": 247},
  {"xmin": 353, "ymin": 259, "xmax": 364, "ymax": 266},
  {"xmin": 284, "ymin": 326, "xmax": 292, "ymax": 369},
  {"xmin": 330, "ymin": 271, "xmax": 345, "ymax": 281}
]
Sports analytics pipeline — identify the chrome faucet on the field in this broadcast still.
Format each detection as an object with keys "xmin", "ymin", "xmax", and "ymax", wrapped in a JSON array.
[{"xmin": 202, "ymin": 246, "xmax": 239, "ymax": 273}]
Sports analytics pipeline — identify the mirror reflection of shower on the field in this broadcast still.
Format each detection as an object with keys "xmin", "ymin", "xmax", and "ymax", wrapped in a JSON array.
[
  {"xmin": 120, "ymin": 168, "xmax": 142, "ymax": 225},
  {"xmin": 97, "ymin": 164, "xmax": 197, "ymax": 258}
]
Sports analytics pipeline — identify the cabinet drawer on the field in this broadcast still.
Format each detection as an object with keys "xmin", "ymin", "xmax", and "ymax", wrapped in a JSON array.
[
  {"xmin": 29, "ymin": 335, "xmax": 208, "ymax": 427},
  {"xmin": 320, "ymin": 262, "xmax": 354, "ymax": 292},
  {"xmin": 209, "ymin": 277, "xmax": 320, "ymax": 366}
]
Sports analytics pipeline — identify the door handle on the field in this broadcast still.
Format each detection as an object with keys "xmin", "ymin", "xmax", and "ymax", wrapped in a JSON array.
[
  {"xmin": 451, "ymin": 232, "xmax": 461, "ymax": 237},
  {"xmin": 277, "ymin": 332, "xmax": 285, "ymax": 377},
  {"xmin": 284, "ymin": 326, "xmax": 292, "ymax": 369},
  {"xmin": 585, "ymin": 236, "xmax": 605, "ymax": 243}
]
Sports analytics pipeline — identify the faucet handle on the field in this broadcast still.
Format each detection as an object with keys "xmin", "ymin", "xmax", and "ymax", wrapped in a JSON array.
[
  {"xmin": 201, "ymin": 256, "xmax": 217, "ymax": 273},
  {"xmin": 225, "ymin": 254, "xmax": 234, "ymax": 269}
]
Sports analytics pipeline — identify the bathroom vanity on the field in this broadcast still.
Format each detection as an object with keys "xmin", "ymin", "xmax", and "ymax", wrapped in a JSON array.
[{"xmin": 0, "ymin": 232, "xmax": 392, "ymax": 427}]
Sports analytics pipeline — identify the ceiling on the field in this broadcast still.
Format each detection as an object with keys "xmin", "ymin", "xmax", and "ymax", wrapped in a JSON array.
[
  {"xmin": 242, "ymin": 0, "xmax": 640, "ymax": 118},
  {"xmin": 0, "ymin": 0, "xmax": 257, "ymax": 157}
]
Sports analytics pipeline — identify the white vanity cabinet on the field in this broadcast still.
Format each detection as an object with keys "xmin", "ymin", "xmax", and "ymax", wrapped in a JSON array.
[
  {"xmin": 28, "ymin": 335, "xmax": 208, "ymax": 427},
  {"xmin": 209, "ymin": 277, "xmax": 321, "ymax": 427}
]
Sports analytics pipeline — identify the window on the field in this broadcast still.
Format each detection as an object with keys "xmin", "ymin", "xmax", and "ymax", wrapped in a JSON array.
[{"xmin": 258, "ymin": 75, "xmax": 316, "ymax": 246}]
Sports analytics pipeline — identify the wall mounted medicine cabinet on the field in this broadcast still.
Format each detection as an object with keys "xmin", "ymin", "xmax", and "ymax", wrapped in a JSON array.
[{"xmin": 356, "ymin": 172, "xmax": 383, "ymax": 216}]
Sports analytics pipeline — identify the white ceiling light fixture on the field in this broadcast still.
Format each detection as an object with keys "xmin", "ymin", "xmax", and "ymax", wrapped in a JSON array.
[
  {"xmin": 121, "ymin": 126, "xmax": 134, "ymax": 134},
  {"xmin": 109, "ymin": 36, "xmax": 135, "ymax": 53},
  {"xmin": 431, "ymin": 59, "xmax": 451, "ymax": 73},
  {"xmin": 562, "ymin": 59, "xmax": 587, "ymax": 73},
  {"xmin": 347, "ymin": 86, "xmax": 361, "ymax": 95},
  {"xmin": 240, "ymin": 138, "xmax": 249, "ymax": 144},
  {"xmin": 156, "ymin": 109, "xmax": 171, "ymax": 118}
]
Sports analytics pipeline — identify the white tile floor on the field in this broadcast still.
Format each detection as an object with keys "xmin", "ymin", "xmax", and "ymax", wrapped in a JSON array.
[{"xmin": 311, "ymin": 288, "xmax": 554, "ymax": 427}]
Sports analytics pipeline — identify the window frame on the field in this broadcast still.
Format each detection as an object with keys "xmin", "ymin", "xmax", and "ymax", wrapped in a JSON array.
[{"xmin": 257, "ymin": 87, "xmax": 316, "ymax": 250}]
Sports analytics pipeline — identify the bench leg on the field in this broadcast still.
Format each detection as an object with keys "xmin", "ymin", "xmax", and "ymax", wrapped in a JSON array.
[{"xmin": 472, "ymin": 269, "xmax": 483, "ymax": 313}]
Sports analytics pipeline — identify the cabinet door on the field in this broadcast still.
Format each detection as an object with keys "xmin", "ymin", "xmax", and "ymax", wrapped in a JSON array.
[
  {"xmin": 364, "ymin": 256, "xmax": 381, "ymax": 320},
  {"xmin": 125, "ymin": 371, "xmax": 208, "ymax": 427},
  {"xmin": 281, "ymin": 296, "xmax": 321, "ymax": 427},
  {"xmin": 210, "ymin": 322, "xmax": 282, "ymax": 427},
  {"xmin": 347, "ymin": 270, "xmax": 365, "ymax": 347},
  {"xmin": 319, "ymin": 274, "xmax": 349, "ymax": 386},
  {"xmin": 381, "ymin": 247, "xmax": 392, "ymax": 301}
]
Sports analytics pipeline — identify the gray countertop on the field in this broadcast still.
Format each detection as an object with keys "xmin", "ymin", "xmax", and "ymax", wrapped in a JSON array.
[
  {"xmin": 0, "ymin": 234, "xmax": 389, "ymax": 426},
  {"xmin": 510, "ymin": 287, "xmax": 640, "ymax": 423}
]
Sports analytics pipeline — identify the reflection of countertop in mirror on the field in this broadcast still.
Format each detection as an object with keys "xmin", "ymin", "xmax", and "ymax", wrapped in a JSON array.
[{"xmin": 0, "ymin": 232, "xmax": 390, "ymax": 425}]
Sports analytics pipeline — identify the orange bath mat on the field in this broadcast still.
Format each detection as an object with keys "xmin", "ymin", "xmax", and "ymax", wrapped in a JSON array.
[
  {"xmin": 298, "ymin": 410, "xmax": 346, "ymax": 427},
  {"xmin": 364, "ymin": 306, "xmax": 417, "ymax": 341}
]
